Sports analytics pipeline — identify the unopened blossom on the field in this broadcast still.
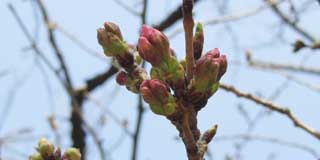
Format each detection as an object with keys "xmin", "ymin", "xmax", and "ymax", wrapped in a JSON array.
[{"xmin": 140, "ymin": 79, "xmax": 176, "ymax": 116}]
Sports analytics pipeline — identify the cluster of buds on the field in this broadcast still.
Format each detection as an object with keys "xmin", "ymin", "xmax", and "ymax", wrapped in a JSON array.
[
  {"xmin": 97, "ymin": 21, "xmax": 227, "ymax": 116},
  {"xmin": 29, "ymin": 138, "xmax": 81, "ymax": 160},
  {"xmin": 138, "ymin": 25, "xmax": 185, "ymax": 90}
]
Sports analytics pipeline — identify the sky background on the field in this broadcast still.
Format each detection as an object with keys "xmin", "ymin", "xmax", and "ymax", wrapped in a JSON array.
[{"xmin": 1, "ymin": 0, "xmax": 320, "ymax": 160}]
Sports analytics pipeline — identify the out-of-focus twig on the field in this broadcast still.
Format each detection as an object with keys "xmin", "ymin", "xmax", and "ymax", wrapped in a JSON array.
[
  {"xmin": 246, "ymin": 51, "xmax": 320, "ymax": 76},
  {"xmin": 220, "ymin": 83, "xmax": 320, "ymax": 140},
  {"xmin": 153, "ymin": 0, "xmax": 200, "ymax": 31},
  {"xmin": 168, "ymin": 0, "xmax": 286, "ymax": 38},
  {"xmin": 266, "ymin": 0, "xmax": 317, "ymax": 42},
  {"xmin": 55, "ymin": 24, "xmax": 107, "ymax": 61},
  {"xmin": 131, "ymin": 1, "xmax": 148, "ymax": 160},
  {"xmin": 215, "ymin": 134, "xmax": 319, "ymax": 158},
  {"xmin": 112, "ymin": 0, "xmax": 140, "ymax": 16}
]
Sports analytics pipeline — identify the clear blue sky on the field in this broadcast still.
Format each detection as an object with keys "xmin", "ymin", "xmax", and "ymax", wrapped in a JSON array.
[{"xmin": 1, "ymin": 0, "xmax": 320, "ymax": 159}]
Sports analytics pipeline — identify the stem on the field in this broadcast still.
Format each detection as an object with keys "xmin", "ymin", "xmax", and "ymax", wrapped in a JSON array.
[
  {"xmin": 182, "ymin": 112, "xmax": 199, "ymax": 160},
  {"xmin": 182, "ymin": 0, "xmax": 195, "ymax": 82}
]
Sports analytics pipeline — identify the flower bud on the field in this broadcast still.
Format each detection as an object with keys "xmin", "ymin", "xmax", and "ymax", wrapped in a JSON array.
[
  {"xmin": 138, "ymin": 25, "xmax": 171, "ymax": 67},
  {"xmin": 37, "ymin": 138, "xmax": 54, "ymax": 158},
  {"xmin": 293, "ymin": 39, "xmax": 306, "ymax": 52},
  {"xmin": 97, "ymin": 23, "xmax": 128, "ymax": 57},
  {"xmin": 62, "ymin": 148, "xmax": 81, "ymax": 160},
  {"xmin": 187, "ymin": 48, "xmax": 227, "ymax": 110},
  {"xmin": 116, "ymin": 68, "xmax": 147, "ymax": 93},
  {"xmin": 193, "ymin": 22, "xmax": 204, "ymax": 60},
  {"xmin": 140, "ymin": 79, "xmax": 176, "ymax": 116},
  {"xmin": 116, "ymin": 71, "xmax": 128, "ymax": 86},
  {"xmin": 29, "ymin": 153, "xmax": 42, "ymax": 160},
  {"xmin": 104, "ymin": 22, "xmax": 123, "ymax": 40}
]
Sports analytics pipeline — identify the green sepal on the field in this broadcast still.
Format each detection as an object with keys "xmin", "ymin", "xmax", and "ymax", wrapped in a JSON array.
[{"xmin": 149, "ymin": 96, "xmax": 176, "ymax": 116}]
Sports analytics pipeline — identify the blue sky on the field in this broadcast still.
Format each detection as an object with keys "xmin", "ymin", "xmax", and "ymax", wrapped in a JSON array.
[{"xmin": 1, "ymin": 0, "xmax": 320, "ymax": 159}]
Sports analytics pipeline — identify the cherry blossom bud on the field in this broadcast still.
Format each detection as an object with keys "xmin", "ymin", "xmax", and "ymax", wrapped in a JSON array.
[
  {"xmin": 62, "ymin": 148, "xmax": 81, "ymax": 160},
  {"xmin": 97, "ymin": 22, "xmax": 129, "ymax": 57},
  {"xmin": 29, "ymin": 153, "xmax": 42, "ymax": 160},
  {"xmin": 140, "ymin": 79, "xmax": 176, "ymax": 116},
  {"xmin": 116, "ymin": 68, "xmax": 147, "ymax": 93},
  {"xmin": 187, "ymin": 48, "xmax": 227, "ymax": 110},
  {"xmin": 116, "ymin": 71, "xmax": 128, "ymax": 86},
  {"xmin": 37, "ymin": 138, "xmax": 54, "ymax": 158},
  {"xmin": 193, "ymin": 22, "xmax": 204, "ymax": 60},
  {"xmin": 104, "ymin": 22, "xmax": 123, "ymax": 40},
  {"xmin": 138, "ymin": 25, "xmax": 171, "ymax": 67}
]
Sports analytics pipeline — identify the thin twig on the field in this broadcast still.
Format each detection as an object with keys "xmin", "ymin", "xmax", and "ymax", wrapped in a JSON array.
[
  {"xmin": 246, "ymin": 51, "xmax": 320, "ymax": 76},
  {"xmin": 168, "ymin": 0, "xmax": 287, "ymax": 38},
  {"xmin": 112, "ymin": 0, "xmax": 141, "ymax": 16},
  {"xmin": 131, "ymin": 1, "xmax": 148, "ymax": 159},
  {"xmin": 266, "ymin": 0, "xmax": 317, "ymax": 42},
  {"xmin": 55, "ymin": 24, "xmax": 106, "ymax": 61},
  {"xmin": 131, "ymin": 97, "xmax": 145, "ymax": 160},
  {"xmin": 220, "ymin": 83, "xmax": 320, "ymax": 140},
  {"xmin": 215, "ymin": 134, "xmax": 319, "ymax": 158}
]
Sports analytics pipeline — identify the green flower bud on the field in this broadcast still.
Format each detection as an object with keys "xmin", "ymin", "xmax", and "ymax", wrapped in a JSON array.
[
  {"xmin": 187, "ymin": 48, "xmax": 227, "ymax": 111},
  {"xmin": 37, "ymin": 138, "xmax": 54, "ymax": 158},
  {"xmin": 29, "ymin": 153, "xmax": 42, "ymax": 160},
  {"xmin": 140, "ymin": 79, "xmax": 176, "ymax": 116},
  {"xmin": 97, "ymin": 28, "xmax": 128, "ymax": 57},
  {"xmin": 193, "ymin": 22, "xmax": 204, "ymax": 60},
  {"xmin": 62, "ymin": 148, "xmax": 81, "ymax": 160}
]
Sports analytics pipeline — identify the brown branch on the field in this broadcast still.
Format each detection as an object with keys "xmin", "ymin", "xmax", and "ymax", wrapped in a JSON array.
[
  {"xmin": 131, "ymin": 97, "xmax": 145, "ymax": 160},
  {"xmin": 215, "ymin": 134, "xmax": 319, "ymax": 158},
  {"xmin": 220, "ymin": 83, "xmax": 320, "ymax": 140},
  {"xmin": 246, "ymin": 51, "xmax": 320, "ymax": 75},
  {"xmin": 153, "ymin": 0, "xmax": 200, "ymax": 31},
  {"xmin": 182, "ymin": 0, "xmax": 195, "ymax": 82},
  {"xmin": 182, "ymin": 111, "xmax": 198, "ymax": 160},
  {"xmin": 34, "ymin": 0, "xmax": 88, "ymax": 158},
  {"xmin": 131, "ymin": 1, "xmax": 148, "ymax": 160}
]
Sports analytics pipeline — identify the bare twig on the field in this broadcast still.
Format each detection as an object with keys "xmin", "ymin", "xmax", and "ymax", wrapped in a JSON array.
[
  {"xmin": 168, "ymin": 0, "xmax": 286, "ymax": 38},
  {"xmin": 153, "ymin": 0, "xmax": 200, "ymax": 31},
  {"xmin": 112, "ymin": 0, "xmax": 140, "ymax": 16},
  {"xmin": 266, "ymin": 0, "xmax": 317, "ymax": 42},
  {"xmin": 215, "ymin": 134, "xmax": 319, "ymax": 158},
  {"xmin": 131, "ymin": 97, "xmax": 145, "ymax": 160},
  {"xmin": 220, "ymin": 83, "xmax": 320, "ymax": 140},
  {"xmin": 55, "ymin": 24, "xmax": 106, "ymax": 61},
  {"xmin": 182, "ymin": 0, "xmax": 195, "ymax": 82},
  {"xmin": 246, "ymin": 51, "xmax": 320, "ymax": 75}
]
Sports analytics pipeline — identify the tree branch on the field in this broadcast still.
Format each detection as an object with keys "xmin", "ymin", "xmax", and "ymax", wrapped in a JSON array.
[
  {"xmin": 220, "ymin": 83, "xmax": 320, "ymax": 140},
  {"xmin": 182, "ymin": 0, "xmax": 195, "ymax": 82},
  {"xmin": 266, "ymin": 0, "xmax": 317, "ymax": 42}
]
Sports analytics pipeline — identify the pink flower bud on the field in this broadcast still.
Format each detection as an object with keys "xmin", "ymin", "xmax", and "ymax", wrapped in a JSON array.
[
  {"xmin": 115, "ymin": 68, "xmax": 147, "ymax": 93},
  {"xmin": 116, "ymin": 71, "xmax": 128, "ymax": 85},
  {"xmin": 140, "ymin": 79, "xmax": 176, "ymax": 116},
  {"xmin": 187, "ymin": 48, "xmax": 227, "ymax": 110},
  {"xmin": 138, "ymin": 25, "xmax": 171, "ymax": 67}
]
